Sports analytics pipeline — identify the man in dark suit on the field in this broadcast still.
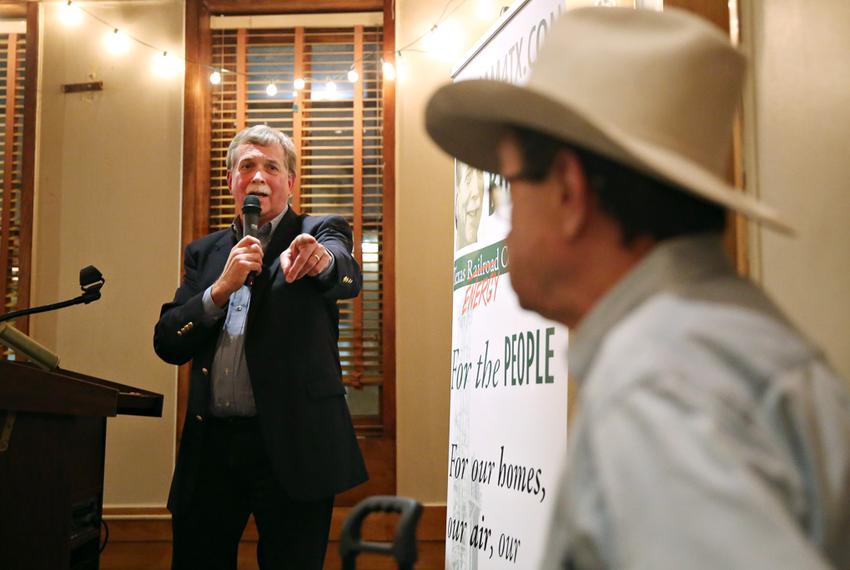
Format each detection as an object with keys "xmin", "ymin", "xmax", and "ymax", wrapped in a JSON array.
[{"xmin": 154, "ymin": 125, "xmax": 367, "ymax": 569}]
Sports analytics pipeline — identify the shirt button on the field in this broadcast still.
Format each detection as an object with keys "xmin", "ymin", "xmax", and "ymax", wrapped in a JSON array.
[
  {"xmin": 236, "ymin": 306, "xmax": 243, "ymax": 312},
  {"xmin": 195, "ymin": 415, "xmax": 204, "ymax": 422},
  {"xmin": 201, "ymin": 367, "xmax": 209, "ymax": 375}
]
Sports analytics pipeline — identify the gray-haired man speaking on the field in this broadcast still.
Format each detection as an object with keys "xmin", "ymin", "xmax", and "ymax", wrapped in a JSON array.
[{"xmin": 155, "ymin": 125, "xmax": 367, "ymax": 569}]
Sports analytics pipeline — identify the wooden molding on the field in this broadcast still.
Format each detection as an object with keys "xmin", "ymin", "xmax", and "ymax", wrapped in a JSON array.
[
  {"xmin": 663, "ymin": 0, "xmax": 730, "ymax": 32},
  {"xmin": 60, "ymin": 81, "xmax": 103, "ymax": 94},
  {"xmin": 102, "ymin": 504, "xmax": 446, "ymax": 541},
  {"xmin": 176, "ymin": 0, "xmax": 213, "ymax": 448},
  {"xmin": 291, "ymin": 26, "xmax": 304, "ymax": 210},
  {"xmin": 205, "ymin": 0, "xmax": 382, "ymax": 15},
  {"xmin": 100, "ymin": 505, "xmax": 447, "ymax": 569},
  {"xmin": 0, "ymin": 3, "xmax": 27, "ymax": 19},
  {"xmin": 181, "ymin": 0, "xmax": 212, "ymax": 246},
  {"xmin": 380, "ymin": 0, "xmax": 397, "ymax": 443}
]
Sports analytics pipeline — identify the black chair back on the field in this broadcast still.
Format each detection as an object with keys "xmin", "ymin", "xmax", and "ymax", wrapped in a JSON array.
[{"xmin": 339, "ymin": 495, "xmax": 424, "ymax": 570}]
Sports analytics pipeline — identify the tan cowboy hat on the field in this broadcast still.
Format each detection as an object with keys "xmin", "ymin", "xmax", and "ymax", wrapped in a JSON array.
[{"xmin": 425, "ymin": 7, "xmax": 791, "ymax": 233}]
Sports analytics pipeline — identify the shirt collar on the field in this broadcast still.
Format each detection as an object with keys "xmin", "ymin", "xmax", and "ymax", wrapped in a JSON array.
[
  {"xmin": 231, "ymin": 205, "xmax": 288, "ymax": 248},
  {"xmin": 262, "ymin": 206, "xmax": 288, "ymax": 243},
  {"xmin": 569, "ymin": 233, "xmax": 732, "ymax": 381}
]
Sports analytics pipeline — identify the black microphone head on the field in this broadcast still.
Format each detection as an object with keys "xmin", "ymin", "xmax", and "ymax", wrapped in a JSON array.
[
  {"xmin": 242, "ymin": 195, "xmax": 261, "ymax": 215},
  {"xmin": 242, "ymin": 195, "xmax": 261, "ymax": 239},
  {"xmin": 79, "ymin": 265, "xmax": 103, "ymax": 289},
  {"xmin": 79, "ymin": 265, "xmax": 105, "ymax": 302}
]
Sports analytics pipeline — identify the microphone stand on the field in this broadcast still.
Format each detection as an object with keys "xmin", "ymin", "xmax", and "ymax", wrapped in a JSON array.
[
  {"xmin": 0, "ymin": 265, "xmax": 105, "ymax": 370},
  {"xmin": 0, "ymin": 291, "xmax": 102, "ymax": 324},
  {"xmin": 0, "ymin": 265, "xmax": 105, "ymax": 324}
]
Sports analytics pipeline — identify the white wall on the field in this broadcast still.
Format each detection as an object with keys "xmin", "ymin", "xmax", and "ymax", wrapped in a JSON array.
[
  {"xmin": 394, "ymin": 0, "xmax": 508, "ymax": 503},
  {"xmin": 744, "ymin": 0, "xmax": 850, "ymax": 379},
  {"xmin": 31, "ymin": 0, "xmax": 184, "ymax": 506}
]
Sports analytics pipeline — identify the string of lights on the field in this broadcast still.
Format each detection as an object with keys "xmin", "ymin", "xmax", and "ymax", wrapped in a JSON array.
[{"xmin": 53, "ymin": 0, "xmax": 484, "ymax": 93}]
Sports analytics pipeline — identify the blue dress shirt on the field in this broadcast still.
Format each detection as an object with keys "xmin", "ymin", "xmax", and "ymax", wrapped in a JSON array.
[{"xmin": 200, "ymin": 209, "xmax": 335, "ymax": 417}]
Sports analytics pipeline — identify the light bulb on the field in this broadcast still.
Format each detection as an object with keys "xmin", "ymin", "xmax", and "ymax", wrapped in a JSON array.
[
  {"xmin": 382, "ymin": 61, "xmax": 396, "ymax": 81},
  {"xmin": 475, "ymin": 0, "xmax": 493, "ymax": 20},
  {"xmin": 209, "ymin": 70, "xmax": 222, "ymax": 85},
  {"xmin": 324, "ymin": 81, "xmax": 337, "ymax": 101},
  {"xmin": 266, "ymin": 83, "xmax": 278, "ymax": 96},
  {"xmin": 347, "ymin": 68, "xmax": 359, "ymax": 82},
  {"xmin": 104, "ymin": 29, "xmax": 130, "ymax": 55},
  {"xmin": 423, "ymin": 20, "xmax": 463, "ymax": 62},
  {"xmin": 294, "ymin": 77, "xmax": 305, "ymax": 90},
  {"xmin": 153, "ymin": 52, "xmax": 182, "ymax": 78},
  {"xmin": 396, "ymin": 56, "xmax": 407, "ymax": 82},
  {"xmin": 422, "ymin": 25, "xmax": 439, "ymax": 53},
  {"xmin": 59, "ymin": 1, "xmax": 83, "ymax": 26}
]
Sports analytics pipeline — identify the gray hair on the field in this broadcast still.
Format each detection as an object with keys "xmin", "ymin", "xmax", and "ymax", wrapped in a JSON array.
[{"xmin": 226, "ymin": 125, "xmax": 297, "ymax": 173}]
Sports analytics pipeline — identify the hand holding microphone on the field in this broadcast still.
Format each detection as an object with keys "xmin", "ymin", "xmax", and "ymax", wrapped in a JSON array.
[{"xmin": 209, "ymin": 196, "xmax": 264, "ymax": 307}]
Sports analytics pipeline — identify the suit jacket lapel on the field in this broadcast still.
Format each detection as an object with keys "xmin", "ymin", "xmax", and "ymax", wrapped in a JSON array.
[
  {"xmin": 206, "ymin": 231, "xmax": 237, "ymax": 288},
  {"xmin": 264, "ymin": 207, "xmax": 303, "ymax": 264},
  {"xmin": 248, "ymin": 208, "xmax": 303, "ymax": 319}
]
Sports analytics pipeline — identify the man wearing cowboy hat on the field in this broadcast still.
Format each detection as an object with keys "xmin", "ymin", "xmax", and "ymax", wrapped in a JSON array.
[{"xmin": 427, "ymin": 7, "xmax": 850, "ymax": 570}]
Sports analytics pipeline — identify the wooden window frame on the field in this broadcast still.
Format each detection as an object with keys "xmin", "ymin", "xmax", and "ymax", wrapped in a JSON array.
[
  {"xmin": 181, "ymin": 0, "xmax": 395, "ymax": 502},
  {"xmin": 0, "ymin": 3, "xmax": 38, "ymax": 338}
]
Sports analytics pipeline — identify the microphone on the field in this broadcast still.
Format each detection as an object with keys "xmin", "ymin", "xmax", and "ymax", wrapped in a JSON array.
[
  {"xmin": 0, "ymin": 265, "xmax": 105, "ymax": 324},
  {"xmin": 79, "ymin": 265, "xmax": 105, "ymax": 303},
  {"xmin": 242, "ymin": 195, "xmax": 262, "ymax": 286},
  {"xmin": 242, "ymin": 195, "xmax": 261, "ymax": 239}
]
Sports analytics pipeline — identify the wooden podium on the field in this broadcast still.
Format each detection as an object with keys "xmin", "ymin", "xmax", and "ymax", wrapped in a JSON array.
[{"xmin": 0, "ymin": 360, "xmax": 163, "ymax": 570}]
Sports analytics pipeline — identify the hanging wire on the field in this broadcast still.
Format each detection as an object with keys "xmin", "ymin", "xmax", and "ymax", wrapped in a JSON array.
[
  {"xmin": 55, "ymin": 0, "xmax": 478, "ymax": 85},
  {"xmin": 394, "ymin": 0, "xmax": 472, "ymax": 54}
]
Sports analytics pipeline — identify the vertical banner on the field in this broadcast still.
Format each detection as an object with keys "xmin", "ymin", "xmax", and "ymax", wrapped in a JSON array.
[{"xmin": 446, "ymin": 0, "xmax": 571, "ymax": 568}]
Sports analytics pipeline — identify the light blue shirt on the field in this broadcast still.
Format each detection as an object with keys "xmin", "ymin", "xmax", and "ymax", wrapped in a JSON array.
[
  {"xmin": 542, "ymin": 234, "xmax": 850, "ymax": 570},
  {"xmin": 201, "ymin": 209, "xmax": 335, "ymax": 417}
]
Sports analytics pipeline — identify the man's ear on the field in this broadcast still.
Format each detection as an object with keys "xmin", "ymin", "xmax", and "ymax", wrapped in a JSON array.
[
  {"xmin": 226, "ymin": 170, "xmax": 233, "ymax": 192},
  {"xmin": 555, "ymin": 149, "xmax": 591, "ymax": 239}
]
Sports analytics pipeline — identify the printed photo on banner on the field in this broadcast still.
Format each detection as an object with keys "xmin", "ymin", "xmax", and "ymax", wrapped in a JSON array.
[
  {"xmin": 455, "ymin": 161, "xmax": 486, "ymax": 251},
  {"xmin": 454, "ymin": 161, "xmax": 511, "ymax": 253}
]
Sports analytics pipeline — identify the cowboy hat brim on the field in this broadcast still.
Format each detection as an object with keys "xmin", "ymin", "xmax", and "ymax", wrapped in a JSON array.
[{"xmin": 426, "ymin": 79, "xmax": 792, "ymax": 234}]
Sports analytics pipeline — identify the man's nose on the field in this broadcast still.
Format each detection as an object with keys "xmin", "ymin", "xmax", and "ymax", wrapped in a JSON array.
[{"xmin": 251, "ymin": 169, "xmax": 266, "ymax": 182}]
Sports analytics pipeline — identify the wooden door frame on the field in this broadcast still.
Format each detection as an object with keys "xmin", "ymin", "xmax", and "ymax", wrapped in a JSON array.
[
  {"xmin": 180, "ymin": 0, "xmax": 396, "ymax": 502},
  {"xmin": 664, "ymin": 0, "xmax": 749, "ymax": 274}
]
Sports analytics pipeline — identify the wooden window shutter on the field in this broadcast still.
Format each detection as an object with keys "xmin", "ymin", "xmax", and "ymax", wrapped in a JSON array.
[
  {"xmin": 0, "ymin": 32, "xmax": 27, "ymax": 357},
  {"xmin": 209, "ymin": 24, "xmax": 386, "ymax": 418}
]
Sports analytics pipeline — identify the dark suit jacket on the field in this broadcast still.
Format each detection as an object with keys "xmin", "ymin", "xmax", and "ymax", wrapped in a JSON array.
[{"xmin": 154, "ymin": 209, "xmax": 368, "ymax": 515}]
